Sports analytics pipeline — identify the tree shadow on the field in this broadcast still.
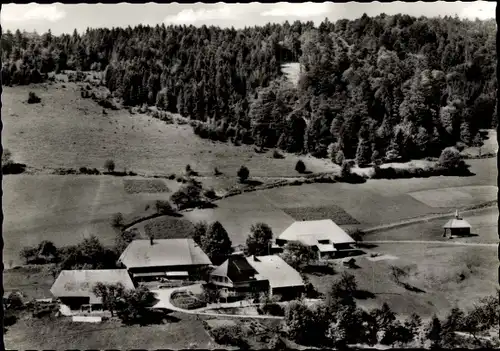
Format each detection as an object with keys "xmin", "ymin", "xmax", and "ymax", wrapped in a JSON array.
[
  {"xmin": 245, "ymin": 179, "xmax": 264, "ymax": 186},
  {"xmin": 401, "ymin": 283, "xmax": 426, "ymax": 294},
  {"xmin": 303, "ymin": 264, "xmax": 336, "ymax": 276},
  {"xmin": 2, "ymin": 163, "xmax": 27, "ymax": 174},
  {"xmin": 451, "ymin": 233, "xmax": 479, "ymax": 238},
  {"xmin": 353, "ymin": 289, "xmax": 376, "ymax": 300},
  {"xmin": 197, "ymin": 201, "xmax": 218, "ymax": 209},
  {"xmin": 139, "ymin": 309, "xmax": 181, "ymax": 325}
]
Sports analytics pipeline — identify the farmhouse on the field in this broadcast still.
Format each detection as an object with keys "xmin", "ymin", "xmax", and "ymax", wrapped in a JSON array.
[
  {"xmin": 209, "ymin": 254, "xmax": 304, "ymax": 300},
  {"xmin": 118, "ymin": 238, "xmax": 212, "ymax": 281},
  {"xmin": 50, "ymin": 269, "xmax": 135, "ymax": 313},
  {"xmin": 443, "ymin": 210, "xmax": 472, "ymax": 238},
  {"xmin": 275, "ymin": 219, "xmax": 356, "ymax": 259}
]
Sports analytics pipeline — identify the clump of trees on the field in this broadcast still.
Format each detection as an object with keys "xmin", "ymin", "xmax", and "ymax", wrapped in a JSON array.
[
  {"xmin": 169, "ymin": 179, "xmax": 204, "ymax": 210},
  {"xmin": 280, "ymin": 241, "xmax": 316, "ymax": 272},
  {"xmin": 92, "ymin": 283, "xmax": 157, "ymax": 325},
  {"xmin": 2, "ymin": 149, "xmax": 26, "ymax": 174},
  {"xmin": 2, "ymin": 16, "xmax": 496, "ymax": 167},
  {"xmin": 295, "ymin": 160, "xmax": 306, "ymax": 174},
  {"xmin": 244, "ymin": 223, "xmax": 274, "ymax": 256},
  {"xmin": 20, "ymin": 240, "xmax": 59, "ymax": 264},
  {"xmin": 104, "ymin": 159, "xmax": 115, "ymax": 173},
  {"xmin": 191, "ymin": 220, "xmax": 233, "ymax": 265},
  {"xmin": 237, "ymin": 165, "xmax": 250, "ymax": 183},
  {"xmin": 27, "ymin": 91, "xmax": 41, "ymax": 104}
]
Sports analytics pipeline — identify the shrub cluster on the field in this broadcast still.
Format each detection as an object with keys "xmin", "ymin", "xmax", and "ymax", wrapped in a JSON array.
[
  {"xmin": 27, "ymin": 91, "xmax": 41, "ymax": 104},
  {"xmin": 79, "ymin": 167, "xmax": 101, "ymax": 175}
]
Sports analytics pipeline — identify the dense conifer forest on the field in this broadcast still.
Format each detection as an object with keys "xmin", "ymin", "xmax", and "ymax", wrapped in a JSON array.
[{"xmin": 2, "ymin": 14, "xmax": 496, "ymax": 164}]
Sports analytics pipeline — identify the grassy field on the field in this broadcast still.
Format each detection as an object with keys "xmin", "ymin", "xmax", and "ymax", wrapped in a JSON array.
[
  {"xmin": 408, "ymin": 185, "xmax": 497, "ymax": 208},
  {"xmin": 307, "ymin": 243, "xmax": 498, "ymax": 319},
  {"xmin": 2, "ymin": 83, "xmax": 334, "ymax": 177},
  {"xmin": 186, "ymin": 157, "xmax": 495, "ymax": 245},
  {"xmin": 3, "ymin": 265, "xmax": 56, "ymax": 300},
  {"xmin": 2, "ymin": 174, "xmax": 175, "ymax": 268},
  {"xmin": 4, "ymin": 313, "xmax": 216, "ymax": 350},
  {"xmin": 366, "ymin": 206, "xmax": 498, "ymax": 243}
]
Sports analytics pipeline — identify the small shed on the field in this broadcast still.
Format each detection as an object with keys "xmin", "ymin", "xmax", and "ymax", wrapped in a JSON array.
[{"xmin": 443, "ymin": 210, "xmax": 471, "ymax": 238}]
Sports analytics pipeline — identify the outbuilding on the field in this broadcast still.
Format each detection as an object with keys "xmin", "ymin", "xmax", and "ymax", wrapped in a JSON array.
[{"xmin": 443, "ymin": 210, "xmax": 472, "ymax": 238}]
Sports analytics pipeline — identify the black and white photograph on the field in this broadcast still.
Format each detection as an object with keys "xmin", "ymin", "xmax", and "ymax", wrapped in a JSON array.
[{"xmin": 1, "ymin": 1, "xmax": 498, "ymax": 349}]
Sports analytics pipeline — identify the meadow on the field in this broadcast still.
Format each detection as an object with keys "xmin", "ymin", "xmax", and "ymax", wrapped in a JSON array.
[
  {"xmin": 185, "ymin": 157, "xmax": 496, "ymax": 245},
  {"xmin": 2, "ymin": 174, "xmax": 176, "ymax": 268},
  {"xmin": 2, "ymin": 80, "xmax": 497, "ymax": 265},
  {"xmin": 2, "ymin": 83, "xmax": 334, "ymax": 177},
  {"xmin": 308, "ymin": 242, "xmax": 498, "ymax": 319}
]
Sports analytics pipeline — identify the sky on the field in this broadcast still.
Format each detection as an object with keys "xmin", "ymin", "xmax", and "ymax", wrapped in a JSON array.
[{"xmin": 1, "ymin": 1, "xmax": 496, "ymax": 35}]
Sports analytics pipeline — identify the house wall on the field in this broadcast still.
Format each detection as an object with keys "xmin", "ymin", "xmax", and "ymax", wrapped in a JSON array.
[
  {"xmin": 59, "ymin": 296, "xmax": 90, "ymax": 310},
  {"xmin": 271, "ymin": 286, "xmax": 305, "ymax": 301},
  {"xmin": 128, "ymin": 264, "xmax": 210, "ymax": 281},
  {"xmin": 451, "ymin": 228, "xmax": 471, "ymax": 236}
]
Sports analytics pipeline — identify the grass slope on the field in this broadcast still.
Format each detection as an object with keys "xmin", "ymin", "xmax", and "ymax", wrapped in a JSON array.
[
  {"xmin": 308, "ymin": 243, "xmax": 497, "ymax": 319},
  {"xmin": 4, "ymin": 313, "xmax": 215, "ymax": 350},
  {"xmin": 2, "ymin": 174, "xmax": 173, "ymax": 268},
  {"xmin": 3, "ymin": 84, "xmax": 334, "ymax": 177}
]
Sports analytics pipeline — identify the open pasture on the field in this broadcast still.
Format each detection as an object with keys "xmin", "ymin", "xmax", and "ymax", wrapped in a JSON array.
[
  {"xmin": 366, "ymin": 206, "xmax": 498, "ymax": 243},
  {"xmin": 123, "ymin": 178, "xmax": 170, "ymax": 194},
  {"xmin": 4, "ymin": 313, "xmax": 215, "ymax": 350},
  {"xmin": 2, "ymin": 174, "xmax": 173, "ymax": 268},
  {"xmin": 408, "ymin": 185, "xmax": 497, "ymax": 208},
  {"xmin": 308, "ymin": 243, "xmax": 497, "ymax": 319},
  {"xmin": 187, "ymin": 155, "xmax": 495, "ymax": 244},
  {"xmin": 2, "ymin": 84, "xmax": 334, "ymax": 177}
]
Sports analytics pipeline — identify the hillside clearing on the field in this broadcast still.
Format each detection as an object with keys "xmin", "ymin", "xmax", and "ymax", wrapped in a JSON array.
[
  {"xmin": 309, "ymin": 243, "xmax": 497, "ymax": 319},
  {"xmin": 2, "ymin": 84, "xmax": 334, "ymax": 177}
]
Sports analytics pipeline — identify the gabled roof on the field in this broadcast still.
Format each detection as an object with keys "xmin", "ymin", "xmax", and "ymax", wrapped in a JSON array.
[
  {"xmin": 50, "ymin": 269, "xmax": 135, "ymax": 304},
  {"xmin": 246, "ymin": 255, "xmax": 304, "ymax": 289},
  {"xmin": 211, "ymin": 254, "xmax": 257, "ymax": 282},
  {"xmin": 279, "ymin": 219, "xmax": 355, "ymax": 245},
  {"xmin": 118, "ymin": 239, "xmax": 212, "ymax": 269},
  {"xmin": 443, "ymin": 218, "xmax": 471, "ymax": 229}
]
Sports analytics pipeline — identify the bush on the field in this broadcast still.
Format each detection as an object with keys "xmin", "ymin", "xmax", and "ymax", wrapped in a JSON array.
[
  {"xmin": 237, "ymin": 165, "xmax": 250, "ymax": 183},
  {"xmin": 111, "ymin": 212, "xmax": 125, "ymax": 229},
  {"xmin": 204, "ymin": 188, "xmax": 217, "ymax": 200},
  {"xmin": 209, "ymin": 324, "xmax": 247, "ymax": 347},
  {"xmin": 155, "ymin": 200, "xmax": 173, "ymax": 215},
  {"xmin": 104, "ymin": 159, "xmax": 115, "ymax": 172},
  {"xmin": 27, "ymin": 91, "xmax": 41, "ymax": 104},
  {"xmin": 295, "ymin": 160, "xmax": 306, "ymax": 174},
  {"xmin": 168, "ymin": 173, "xmax": 176, "ymax": 180}
]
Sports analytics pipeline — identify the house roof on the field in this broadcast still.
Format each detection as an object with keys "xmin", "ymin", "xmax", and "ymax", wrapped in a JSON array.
[
  {"xmin": 246, "ymin": 255, "xmax": 304, "ymax": 289},
  {"xmin": 118, "ymin": 239, "xmax": 212, "ymax": 269},
  {"xmin": 443, "ymin": 218, "xmax": 471, "ymax": 229},
  {"xmin": 211, "ymin": 254, "xmax": 258, "ymax": 282},
  {"xmin": 50, "ymin": 269, "xmax": 135, "ymax": 304},
  {"xmin": 279, "ymin": 219, "xmax": 355, "ymax": 246}
]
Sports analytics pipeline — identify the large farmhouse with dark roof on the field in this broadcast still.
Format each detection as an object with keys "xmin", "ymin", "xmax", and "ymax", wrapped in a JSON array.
[
  {"xmin": 50, "ymin": 269, "xmax": 136, "ymax": 312},
  {"xmin": 209, "ymin": 254, "xmax": 305, "ymax": 301},
  {"xmin": 275, "ymin": 219, "xmax": 356, "ymax": 259},
  {"xmin": 117, "ymin": 238, "xmax": 212, "ymax": 281}
]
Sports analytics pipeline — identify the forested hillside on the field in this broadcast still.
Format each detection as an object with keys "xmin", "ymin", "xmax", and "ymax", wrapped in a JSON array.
[{"xmin": 2, "ymin": 14, "xmax": 496, "ymax": 164}]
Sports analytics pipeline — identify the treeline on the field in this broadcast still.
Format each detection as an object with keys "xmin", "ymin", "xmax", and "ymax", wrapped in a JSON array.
[{"xmin": 1, "ymin": 14, "xmax": 496, "ymax": 163}]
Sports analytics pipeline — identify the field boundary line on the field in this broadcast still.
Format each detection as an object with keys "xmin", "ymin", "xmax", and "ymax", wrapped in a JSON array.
[
  {"xmin": 363, "ymin": 240, "xmax": 497, "ymax": 247},
  {"xmin": 364, "ymin": 203, "xmax": 497, "ymax": 234}
]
